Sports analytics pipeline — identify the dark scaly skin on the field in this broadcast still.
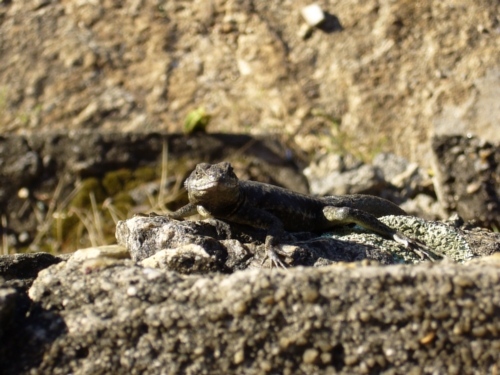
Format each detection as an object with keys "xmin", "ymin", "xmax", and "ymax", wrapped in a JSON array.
[{"xmin": 168, "ymin": 162, "xmax": 442, "ymax": 267}]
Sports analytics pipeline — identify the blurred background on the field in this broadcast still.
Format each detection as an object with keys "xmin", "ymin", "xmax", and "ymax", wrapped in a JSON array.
[{"xmin": 1, "ymin": 0, "xmax": 499, "ymax": 253}]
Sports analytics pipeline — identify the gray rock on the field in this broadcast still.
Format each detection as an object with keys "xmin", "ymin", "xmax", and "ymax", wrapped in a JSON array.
[
  {"xmin": 139, "ymin": 243, "xmax": 227, "ymax": 273},
  {"xmin": 116, "ymin": 215, "xmax": 227, "ymax": 268},
  {"xmin": 70, "ymin": 245, "xmax": 130, "ymax": 262},
  {"xmin": 116, "ymin": 212, "xmax": 489, "ymax": 272},
  {"xmin": 19, "ymin": 257, "xmax": 500, "ymax": 375},
  {"xmin": 372, "ymin": 152, "xmax": 410, "ymax": 182},
  {"xmin": 2, "ymin": 216, "xmax": 498, "ymax": 373},
  {"xmin": 304, "ymin": 152, "xmax": 440, "ymax": 218},
  {"xmin": 449, "ymin": 221, "xmax": 500, "ymax": 258},
  {"xmin": 379, "ymin": 216, "xmax": 473, "ymax": 263},
  {"xmin": 372, "ymin": 152, "xmax": 429, "ymax": 194},
  {"xmin": 400, "ymin": 193, "xmax": 444, "ymax": 221},
  {"xmin": 304, "ymin": 154, "xmax": 386, "ymax": 196},
  {"xmin": 116, "ymin": 215, "xmax": 402, "ymax": 271}
]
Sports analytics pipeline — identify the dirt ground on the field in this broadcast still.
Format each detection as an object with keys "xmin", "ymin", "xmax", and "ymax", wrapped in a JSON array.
[{"xmin": 1, "ymin": 0, "xmax": 499, "ymax": 165}]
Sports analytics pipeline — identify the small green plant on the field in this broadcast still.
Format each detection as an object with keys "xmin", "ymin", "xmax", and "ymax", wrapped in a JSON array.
[{"xmin": 183, "ymin": 107, "xmax": 211, "ymax": 134}]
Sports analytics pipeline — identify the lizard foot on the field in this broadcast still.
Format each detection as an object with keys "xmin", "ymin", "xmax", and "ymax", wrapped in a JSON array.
[
  {"xmin": 261, "ymin": 248, "xmax": 287, "ymax": 269},
  {"xmin": 393, "ymin": 233, "xmax": 445, "ymax": 261}
]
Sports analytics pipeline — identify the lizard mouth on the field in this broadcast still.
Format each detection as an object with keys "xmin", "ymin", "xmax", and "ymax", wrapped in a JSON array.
[
  {"xmin": 192, "ymin": 181, "xmax": 219, "ymax": 190},
  {"xmin": 187, "ymin": 180, "xmax": 238, "ymax": 191}
]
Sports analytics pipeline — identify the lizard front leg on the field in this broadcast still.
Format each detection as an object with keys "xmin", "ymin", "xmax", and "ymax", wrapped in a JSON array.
[
  {"xmin": 168, "ymin": 203, "xmax": 198, "ymax": 219},
  {"xmin": 227, "ymin": 205, "xmax": 288, "ymax": 269},
  {"xmin": 322, "ymin": 206, "xmax": 443, "ymax": 261}
]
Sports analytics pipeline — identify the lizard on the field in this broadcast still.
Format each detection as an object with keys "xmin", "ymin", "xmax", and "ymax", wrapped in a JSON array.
[{"xmin": 166, "ymin": 162, "xmax": 442, "ymax": 268}]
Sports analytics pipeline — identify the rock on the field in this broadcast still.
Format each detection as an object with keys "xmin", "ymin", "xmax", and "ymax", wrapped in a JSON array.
[
  {"xmin": 297, "ymin": 23, "xmax": 314, "ymax": 40},
  {"xmin": 139, "ymin": 244, "xmax": 222, "ymax": 273},
  {"xmin": 304, "ymin": 154, "xmax": 386, "ymax": 196},
  {"xmin": 301, "ymin": 4, "xmax": 325, "ymax": 27},
  {"xmin": 0, "ymin": 219, "xmax": 498, "ymax": 373},
  {"xmin": 305, "ymin": 152, "xmax": 435, "ymax": 203},
  {"xmin": 431, "ymin": 135, "xmax": 500, "ymax": 228},
  {"xmin": 71, "ymin": 245, "xmax": 130, "ymax": 262},
  {"xmin": 0, "ymin": 252, "xmax": 64, "ymax": 289},
  {"xmin": 373, "ymin": 152, "xmax": 410, "ymax": 180},
  {"xmin": 116, "ymin": 212, "xmax": 489, "ymax": 272},
  {"xmin": 372, "ymin": 152, "xmax": 429, "ymax": 194},
  {"xmin": 379, "ymin": 216, "xmax": 473, "ymax": 262},
  {"xmin": 116, "ymin": 215, "xmax": 403, "ymax": 271},
  {"xmin": 329, "ymin": 164, "xmax": 386, "ymax": 195},
  {"xmin": 219, "ymin": 239, "xmax": 253, "ymax": 269},
  {"xmin": 453, "ymin": 223, "xmax": 500, "ymax": 258},
  {"xmin": 117, "ymin": 216, "xmax": 313, "ymax": 271},
  {"xmin": 116, "ymin": 215, "xmax": 226, "ymax": 265},
  {"xmin": 0, "ymin": 277, "xmax": 45, "ymax": 374},
  {"xmin": 15, "ymin": 258, "xmax": 500, "ymax": 375},
  {"xmin": 400, "ymin": 193, "xmax": 444, "ymax": 220},
  {"xmin": 0, "ymin": 284, "xmax": 18, "ymax": 340}
]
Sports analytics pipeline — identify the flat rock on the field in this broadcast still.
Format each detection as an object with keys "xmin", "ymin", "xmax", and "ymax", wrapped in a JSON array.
[
  {"xmin": 2, "ymin": 215, "xmax": 499, "ymax": 374},
  {"xmin": 13, "ymin": 257, "xmax": 500, "ymax": 375}
]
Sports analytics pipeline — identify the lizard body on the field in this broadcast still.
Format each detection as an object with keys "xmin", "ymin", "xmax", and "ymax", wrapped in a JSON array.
[{"xmin": 168, "ymin": 162, "xmax": 440, "ymax": 267}]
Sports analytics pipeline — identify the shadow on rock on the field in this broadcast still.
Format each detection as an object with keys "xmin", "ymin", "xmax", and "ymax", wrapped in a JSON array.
[{"xmin": 1, "ymin": 280, "xmax": 67, "ymax": 375}]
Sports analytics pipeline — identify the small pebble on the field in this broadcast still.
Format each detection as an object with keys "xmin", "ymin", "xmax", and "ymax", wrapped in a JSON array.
[
  {"xmin": 303, "ymin": 348, "xmax": 319, "ymax": 364},
  {"xmin": 301, "ymin": 4, "xmax": 325, "ymax": 27},
  {"xmin": 18, "ymin": 187, "xmax": 29, "ymax": 199}
]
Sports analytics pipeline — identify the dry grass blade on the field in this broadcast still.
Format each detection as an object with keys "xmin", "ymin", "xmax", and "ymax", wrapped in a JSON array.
[
  {"xmin": 70, "ymin": 206, "xmax": 99, "ymax": 248},
  {"xmin": 102, "ymin": 198, "xmax": 122, "ymax": 225},
  {"xmin": 29, "ymin": 175, "xmax": 69, "ymax": 251},
  {"xmin": 156, "ymin": 139, "xmax": 169, "ymax": 212},
  {"xmin": 1, "ymin": 215, "xmax": 8, "ymax": 255},
  {"xmin": 54, "ymin": 212, "xmax": 64, "ymax": 252},
  {"xmin": 90, "ymin": 191, "xmax": 106, "ymax": 246},
  {"xmin": 146, "ymin": 189, "xmax": 158, "ymax": 212}
]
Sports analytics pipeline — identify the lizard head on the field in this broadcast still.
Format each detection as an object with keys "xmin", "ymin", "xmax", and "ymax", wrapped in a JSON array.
[{"xmin": 185, "ymin": 162, "xmax": 240, "ymax": 204}]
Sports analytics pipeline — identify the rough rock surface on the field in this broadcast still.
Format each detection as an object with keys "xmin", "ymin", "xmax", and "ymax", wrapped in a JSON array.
[
  {"xmin": 8, "ymin": 257, "xmax": 500, "ymax": 375},
  {"xmin": 116, "ymin": 214, "xmax": 497, "ymax": 273},
  {"xmin": 1, "ymin": 0, "xmax": 499, "ymax": 164},
  {"xmin": 431, "ymin": 135, "xmax": 500, "ymax": 228},
  {"xmin": 2, "ymin": 217, "xmax": 500, "ymax": 374},
  {"xmin": 303, "ymin": 152, "xmax": 434, "ymax": 207},
  {"xmin": 116, "ymin": 215, "xmax": 399, "ymax": 271},
  {"xmin": 0, "ymin": 252, "xmax": 64, "ymax": 289}
]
